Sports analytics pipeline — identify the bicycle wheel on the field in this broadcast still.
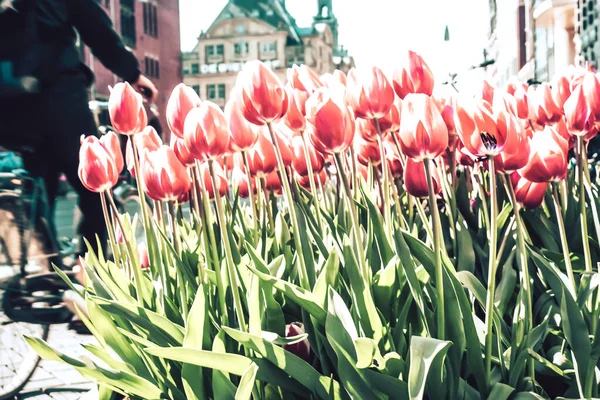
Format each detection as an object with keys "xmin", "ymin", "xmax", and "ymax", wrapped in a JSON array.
[{"xmin": 0, "ymin": 192, "xmax": 53, "ymax": 399}]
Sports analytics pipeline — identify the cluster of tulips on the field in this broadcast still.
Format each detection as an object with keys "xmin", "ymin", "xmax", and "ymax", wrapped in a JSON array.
[{"xmin": 35, "ymin": 50, "xmax": 600, "ymax": 399}]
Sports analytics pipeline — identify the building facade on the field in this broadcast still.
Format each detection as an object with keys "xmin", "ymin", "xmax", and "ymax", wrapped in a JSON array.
[
  {"xmin": 576, "ymin": 0, "xmax": 599, "ymax": 67},
  {"xmin": 486, "ymin": 0, "xmax": 576, "ymax": 86},
  {"xmin": 182, "ymin": 0, "xmax": 353, "ymax": 107},
  {"xmin": 78, "ymin": 0, "xmax": 182, "ymax": 129}
]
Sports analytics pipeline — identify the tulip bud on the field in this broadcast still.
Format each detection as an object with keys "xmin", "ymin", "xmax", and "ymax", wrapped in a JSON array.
[
  {"xmin": 392, "ymin": 50, "xmax": 435, "ymax": 99},
  {"xmin": 108, "ymin": 82, "xmax": 146, "ymax": 136},
  {"xmin": 184, "ymin": 101, "xmax": 230, "ymax": 160},
  {"xmin": 403, "ymin": 158, "xmax": 441, "ymax": 198},
  {"xmin": 564, "ymin": 84, "xmax": 595, "ymax": 136},
  {"xmin": 78, "ymin": 136, "xmax": 119, "ymax": 193},
  {"xmin": 166, "ymin": 83, "xmax": 201, "ymax": 138},
  {"xmin": 291, "ymin": 135, "xmax": 324, "ymax": 176},
  {"xmin": 346, "ymin": 66, "xmax": 395, "ymax": 119},
  {"xmin": 225, "ymin": 93, "xmax": 261, "ymax": 152},
  {"xmin": 283, "ymin": 322, "xmax": 311, "ymax": 362},
  {"xmin": 518, "ymin": 126, "xmax": 569, "ymax": 182},
  {"xmin": 398, "ymin": 93, "xmax": 449, "ymax": 161},
  {"xmin": 99, "ymin": 131, "xmax": 124, "ymax": 174},
  {"xmin": 305, "ymin": 87, "xmax": 355, "ymax": 154},
  {"xmin": 138, "ymin": 242, "xmax": 150, "ymax": 269},
  {"xmin": 510, "ymin": 171, "xmax": 548, "ymax": 209},
  {"xmin": 237, "ymin": 60, "xmax": 289, "ymax": 125},
  {"xmin": 140, "ymin": 146, "xmax": 192, "ymax": 201}
]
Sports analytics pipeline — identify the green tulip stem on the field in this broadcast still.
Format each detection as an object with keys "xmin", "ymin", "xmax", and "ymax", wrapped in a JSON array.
[
  {"xmin": 100, "ymin": 191, "xmax": 123, "ymax": 274},
  {"xmin": 301, "ymin": 131, "xmax": 324, "ymax": 233},
  {"xmin": 106, "ymin": 191, "xmax": 144, "ymax": 307},
  {"xmin": 374, "ymin": 120, "xmax": 391, "ymax": 236},
  {"xmin": 167, "ymin": 201, "xmax": 189, "ymax": 323},
  {"xmin": 423, "ymin": 158, "xmax": 445, "ymax": 340},
  {"xmin": 578, "ymin": 136, "xmax": 593, "ymax": 273},
  {"xmin": 267, "ymin": 123, "xmax": 311, "ymax": 290},
  {"xmin": 334, "ymin": 152, "xmax": 369, "ymax": 283},
  {"xmin": 208, "ymin": 159, "xmax": 247, "ymax": 331},
  {"xmin": 483, "ymin": 157, "xmax": 498, "ymax": 383},
  {"xmin": 242, "ymin": 150, "xmax": 260, "ymax": 244},
  {"xmin": 551, "ymin": 183, "xmax": 577, "ymax": 294}
]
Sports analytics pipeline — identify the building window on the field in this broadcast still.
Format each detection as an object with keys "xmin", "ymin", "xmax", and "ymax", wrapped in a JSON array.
[
  {"xmin": 205, "ymin": 44, "xmax": 225, "ymax": 60},
  {"xmin": 120, "ymin": 0, "xmax": 136, "ymax": 48},
  {"xmin": 261, "ymin": 42, "xmax": 277, "ymax": 53},
  {"xmin": 192, "ymin": 85, "xmax": 200, "ymax": 95},
  {"xmin": 143, "ymin": 3, "xmax": 159, "ymax": 38},
  {"xmin": 207, "ymin": 84, "xmax": 226, "ymax": 100},
  {"xmin": 191, "ymin": 63, "xmax": 199, "ymax": 74},
  {"xmin": 144, "ymin": 57, "xmax": 160, "ymax": 79},
  {"xmin": 234, "ymin": 42, "xmax": 249, "ymax": 56},
  {"xmin": 216, "ymin": 44, "xmax": 224, "ymax": 55}
]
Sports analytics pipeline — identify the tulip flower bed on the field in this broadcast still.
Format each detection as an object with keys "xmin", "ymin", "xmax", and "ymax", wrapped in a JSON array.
[{"xmin": 24, "ymin": 53, "xmax": 600, "ymax": 399}]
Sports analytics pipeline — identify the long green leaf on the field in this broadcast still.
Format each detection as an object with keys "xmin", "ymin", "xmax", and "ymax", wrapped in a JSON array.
[
  {"xmin": 407, "ymin": 336, "xmax": 452, "ymax": 400},
  {"xmin": 234, "ymin": 362, "xmax": 259, "ymax": 400}
]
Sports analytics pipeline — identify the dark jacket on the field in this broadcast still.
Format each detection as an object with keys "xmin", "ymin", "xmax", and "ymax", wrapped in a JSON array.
[{"xmin": 52, "ymin": 0, "xmax": 141, "ymax": 84}]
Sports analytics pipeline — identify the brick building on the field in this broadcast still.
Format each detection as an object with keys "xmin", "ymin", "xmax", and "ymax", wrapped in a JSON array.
[
  {"xmin": 182, "ymin": 0, "xmax": 354, "ymax": 107},
  {"xmin": 79, "ymin": 0, "xmax": 182, "ymax": 129}
]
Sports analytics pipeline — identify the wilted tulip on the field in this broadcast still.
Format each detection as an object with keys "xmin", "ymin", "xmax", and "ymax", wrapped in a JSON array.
[
  {"xmin": 346, "ymin": 66, "xmax": 395, "ymax": 119},
  {"xmin": 108, "ymin": 82, "xmax": 146, "ymax": 136},
  {"xmin": 140, "ymin": 146, "xmax": 192, "ymax": 201},
  {"xmin": 305, "ymin": 88, "xmax": 355, "ymax": 154},
  {"xmin": 225, "ymin": 93, "xmax": 260, "ymax": 151},
  {"xmin": 404, "ymin": 158, "xmax": 441, "ymax": 198},
  {"xmin": 166, "ymin": 83, "xmax": 201, "ymax": 138},
  {"xmin": 283, "ymin": 322, "xmax": 311, "ymax": 362},
  {"xmin": 138, "ymin": 242, "xmax": 150, "ymax": 269},
  {"xmin": 184, "ymin": 101, "xmax": 229, "ymax": 160},
  {"xmin": 99, "ymin": 131, "xmax": 124, "ymax": 174},
  {"xmin": 529, "ymin": 83, "xmax": 563, "ymax": 126},
  {"xmin": 78, "ymin": 136, "xmax": 119, "ymax": 193},
  {"xmin": 518, "ymin": 126, "xmax": 569, "ymax": 182},
  {"xmin": 398, "ymin": 93, "xmax": 449, "ymax": 161},
  {"xmin": 392, "ymin": 50, "xmax": 435, "ymax": 99},
  {"xmin": 564, "ymin": 84, "xmax": 595, "ymax": 136},
  {"xmin": 511, "ymin": 171, "xmax": 548, "ymax": 209},
  {"xmin": 454, "ymin": 99, "xmax": 504, "ymax": 157},
  {"xmin": 237, "ymin": 60, "xmax": 289, "ymax": 125},
  {"xmin": 291, "ymin": 135, "xmax": 324, "ymax": 176}
]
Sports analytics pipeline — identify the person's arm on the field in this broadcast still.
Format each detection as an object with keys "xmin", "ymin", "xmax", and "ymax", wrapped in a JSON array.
[{"xmin": 66, "ymin": 0, "xmax": 140, "ymax": 83}]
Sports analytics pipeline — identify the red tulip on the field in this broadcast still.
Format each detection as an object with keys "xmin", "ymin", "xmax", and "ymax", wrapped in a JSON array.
[
  {"xmin": 265, "ymin": 170, "xmax": 282, "ymax": 194},
  {"xmin": 456, "ymin": 142, "xmax": 477, "ymax": 167},
  {"xmin": 553, "ymin": 74, "xmax": 572, "ymax": 109},
  {"xmin": 392, "ymin": 50, "xmax": 435, "ymax": 99},
  {"xmin": 355, "ymin": 118, "xmax": 378, "ymax": 142},
  {"xmin": 232, "ymin": 165, "xmax": 254, "ymax": 198},
  {"xmin": 177, "ymin": 190, "xmax": 190, "ymax": 205},
  {"xmin": 225, "ymin": 93, "xmax": 261, "ymax": 152},
  {"xmin": 513, "ymin": 83, "xmax": 529, "ymax": 120},
  {"xmin": 355, "ymin": 134, "xmax": 381, "ymax": 166},
  {"xmin": 492, "ymin": 92, "xmax": 518, "ymax": 117},
  {"xmin": 184, "ymin": 101, "xmax": 229, "ymax": 161},
  {"xmin": 126, "ymin": 126, "xmax": 163, "ymax": 177},
  {"xmin": 283, "ymin": 322, "xmax": 311, "ymax": 362},
  {"xmin": 403, "ymin": 158, "xmax": 441, "ymax": 198},
  {"xmin": 238, "ymin": 60, "xmax": 289, "ymax": 125},
  {"xmin": 529, "ymin": 83, "xmax": 563, "ymax": 126},
  {"xmin": 287, "ymin": 64, "xmax": 323, "ymax": 95},
  {"xmin": 564, "ymin": 83, "xmax": 595, "ymax": 136},
  {"xmin": 78, "ymin": 136, "xmax": 119, "ymax": 192},
  {"xmin": 247, "ymin": 130, "xmax": 277, "ymax": 177},
  {"xmin": 479, "ymin": 79, "xmax": 495, "ymax": 104},
  {"xmin": 297, "ymin": 169, "xmax": 327, "ymax": 191},
  {"xmin": 99, "ymin": 131, "xmax": 124, "ymax": 173},
  {"xmin": 376, "ymin": 95, "xmax": 401, "ymax": 135},
  {"xmin": 140, "ymin": 146, "xmax": 192, "ymax": 201},
  {"xmin": 283, "ymin": 85, "xmax": 306, "ymax": 132},
  {"xmin": 166, "ymin": 83, "xmax": 201, "ymax": 138},
  {"xmin": 199, "ymin": 162, "xmax": 228, "ymax": 199},
  {"xmin": 138, "ymin": 242, "xmax": 150, "ymax": 269},
  {"xmin": 108, "ymin": 82, "xmax": 146, "ymax": 136},
  {"xmin": 497, "ymin": 112, "xmax": 529, "ymax": 172},
  {"xmin": 436, "ymin": 96, "xmax": 456, "ymax": 139},
  {"xmin": 171, "ymin": 137, "xmax": 196, "ymax": 167},
  {"xmin": 511, "ymin": 171, "xmax": 548, "ymax": 209},
  {"xmin": 305, "ymin": 87, "xmax": 355, "ymax": 154},
  {"xmin": 454, "ymin": 99, "xmax": 504, "ymax": 157},
  {"xmin": 291, "ymin": 135, "xmax": 324, "ymax": 176},
  {"xmin": 398, "ymin": 93, "xmax": 449, "ymax": 161},
  {"xmin": 581, "ymin": 72, "xmax": 600, "ymax": 123},
  {"xmin": 518, "ymin": 126, "xmax": 569, "ymax": 182},
  {"xmin": 346, "ymin": 66, "xmax": 395, "ymax": 119},
  {"xmin": 272, "ymin": 123, "xmax": 294, "ymax": 165},
  {"xmin": 384, "ymin": 137, "xmax": 404, "ymax": 178}
]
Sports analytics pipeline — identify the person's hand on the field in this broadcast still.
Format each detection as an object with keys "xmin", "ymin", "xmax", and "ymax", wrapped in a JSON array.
[{"xmin": 132, "ymin": 74, "xmax": 158, "ymax": 102}]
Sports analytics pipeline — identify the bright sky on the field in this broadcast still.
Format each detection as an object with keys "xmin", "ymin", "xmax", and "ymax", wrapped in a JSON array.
[{"xmin": 179, "ymin": 0, "xmax": 490, "ymax": 94}]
